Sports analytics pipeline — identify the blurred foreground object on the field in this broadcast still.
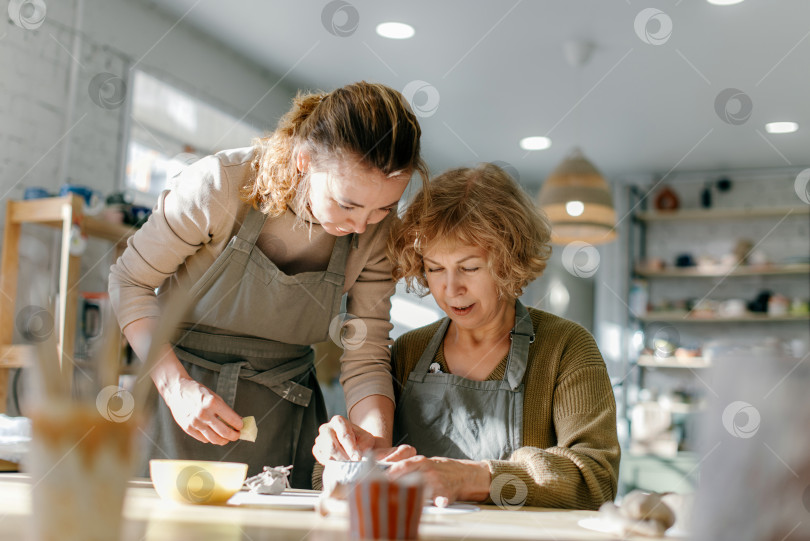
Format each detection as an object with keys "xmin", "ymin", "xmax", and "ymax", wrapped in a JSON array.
[
  {"xmin": 348, "ymin": 460, "xmax": 424, "ymax": 540},
  {"xmin": 692, "ymin": 340, "xmax": 810, "ymax": 540},
  {"xmin": 598, "ymin": 490, "xmax": 676, "ymax": 537}
]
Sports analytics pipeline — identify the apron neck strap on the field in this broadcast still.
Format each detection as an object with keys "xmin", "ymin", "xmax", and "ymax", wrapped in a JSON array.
[
  {"xmin": 504, "ymin": 299, "xmax": 534, "ymax": 390},
  {"xmin": 411, "ymin": 318, "xmax": 451, "ymax": 382},
  {"xmin": 235, "ymin": 206, "xmax": 352, "ymax": 276},
  {"xmin": 410, "ymin": 299, "xmax": 534, "ymax": 389},
  {"xmin": 236, "ymin": 205, "xmax": 269, "ymax": 246},
  {"xmin": 326, "ymin": 233, "xmax": 354, "ymax": 276}
]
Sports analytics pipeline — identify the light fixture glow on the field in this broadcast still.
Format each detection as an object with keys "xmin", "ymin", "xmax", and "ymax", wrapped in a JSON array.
[
  {"xmin": 707, "ymin": 0, "xmax": 744, "ymax": 5},
  {"xmin": 765, "ymin": 121, "xmax": 799, "ymax": 134},
  {"xmin": 536, "ymin": 148, "xmax": 616, "ymax": 245},
  {"xmin": 519, "ymin": 136, "xmax": 552, "ymax": 151},
  {"xmin": 566, "ymin": 201, "xmax": 585, "ymax": 217},
  {"xmin": 376, "ymin": 22, "xmax": 415, "ymax": 39}
]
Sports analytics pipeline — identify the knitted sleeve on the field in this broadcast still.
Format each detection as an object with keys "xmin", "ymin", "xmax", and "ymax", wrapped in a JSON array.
[{"xmin": 484, "ymin": 328, "xmax": 620, "ymax": 510}]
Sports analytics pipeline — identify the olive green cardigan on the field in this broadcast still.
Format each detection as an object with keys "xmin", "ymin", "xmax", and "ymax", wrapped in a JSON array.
[{"xmin": 392, "ymin": 307, "xmax": 620, "ymax": 510}]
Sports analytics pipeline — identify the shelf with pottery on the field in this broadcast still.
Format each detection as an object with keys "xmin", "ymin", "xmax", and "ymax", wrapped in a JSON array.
[
  {"xmin": 636, "ymin": 311, "xmax": 809, "ymax": 323},
  {"xmin": 635, "ymin": 205, "xmax": 810, "ymax": 222},
  {"xmin": 625, "ymin": 179, "xmax": 810, "ymax": 486},
  {"xmin": 634, "ymin": 262, "xmax": 810, "ymax": 278},
  {"xmin": 0, "ymin": 195, "xmax": 136, "ymax": 413}
]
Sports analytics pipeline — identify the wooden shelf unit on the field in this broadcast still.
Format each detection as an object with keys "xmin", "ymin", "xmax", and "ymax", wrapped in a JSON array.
[
  {"xmin": 624, "ymin": 183, "xmax": 810, "ymax": 470},
  {"xmin": 635, "ymin": 205, "xmax": 810, "ymax": 222},
  {"xmin": 637, "ymin": 311, "xmax": 810, "ymax": 323},
  {"xmin": 635, "ymin": 263, "xmax": 810, "ymax": 278},
  {"xmin": 0, "ymin": 195, "xmax": 136, "ymax": 413},
  {"xmin": 636, "ymin": 355, "xmax": 711, "ymax": 369}
]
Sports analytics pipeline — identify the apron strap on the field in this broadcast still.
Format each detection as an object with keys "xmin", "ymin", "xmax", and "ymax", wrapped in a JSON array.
[
  {"xmin": 176, "ymin": 329, "xmax": 311, "ymax": 360},
  {"xmin": 175, "ymin": 347, "xmax": 314, "ymax": 408},
  {"xmin": 410, "ymin": 300, "xmax": 534, "ymax": 390},
  {"xmin": 505, "ymin": 299, "xmax": 534, "ymax": 390},
  {"xmin": 215, "ymin": 362, "xmax": 244, "ymax": 409},
  {"xmin": 325, "ymin": 232, "xmax": 353, "ymax": 276},
  {"xmin": 410, "ymin": 318, "xmax": 451, "ymax": 382},
  {"xmin": 235, "ymin": 205, "xmax": 269, "ymax": 246}
]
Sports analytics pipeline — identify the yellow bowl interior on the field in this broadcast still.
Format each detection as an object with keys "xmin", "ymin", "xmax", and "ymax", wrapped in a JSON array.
[{"xmin": 149, "ymin": 459, "xmax": 248, "ymax": 505}]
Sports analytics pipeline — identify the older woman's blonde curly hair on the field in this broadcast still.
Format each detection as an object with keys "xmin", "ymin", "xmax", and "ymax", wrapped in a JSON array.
[{"xmin": 389, "ymin": 163, "xmax": 552, "ymax": 299}]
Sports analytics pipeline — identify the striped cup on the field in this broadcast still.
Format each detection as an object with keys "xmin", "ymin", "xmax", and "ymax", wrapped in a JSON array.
[{"xmin": 348, "ymin": 477, "xmax": 424, "ymax": 540}]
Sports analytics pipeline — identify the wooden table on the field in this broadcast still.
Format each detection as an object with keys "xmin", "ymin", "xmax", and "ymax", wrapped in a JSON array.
[{"xmin": 0, "ymin": 474, "xmax": 647, "ymax": 540}]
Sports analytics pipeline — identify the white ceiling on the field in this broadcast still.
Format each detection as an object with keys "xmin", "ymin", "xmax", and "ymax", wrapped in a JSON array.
[{"xmin": 141, "ymin": 0, "xmax": 810, "ymax": 188}]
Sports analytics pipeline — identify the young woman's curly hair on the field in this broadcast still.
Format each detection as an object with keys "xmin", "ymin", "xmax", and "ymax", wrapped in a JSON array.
[
  {"xmin": 242, "ymin": 81, "xmax": 429, "ymax": 218},
  {"xmin": 389, "ymin": 163, "xmax": 552, "ymax": 299}
]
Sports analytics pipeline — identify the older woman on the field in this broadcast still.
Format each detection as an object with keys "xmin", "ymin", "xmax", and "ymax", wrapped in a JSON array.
[{"xmin": 315, "ymin": 163, "xmax": 619, "ymax": 509}]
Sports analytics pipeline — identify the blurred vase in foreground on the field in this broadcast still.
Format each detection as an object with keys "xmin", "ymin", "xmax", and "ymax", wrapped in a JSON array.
[
  {"xmin": 28, "ymin": 400, "xmax": 137, "ymax": 541},
  {"xmin": 692, "ymin": 339, "xmax": 810, "ymax": 541}
]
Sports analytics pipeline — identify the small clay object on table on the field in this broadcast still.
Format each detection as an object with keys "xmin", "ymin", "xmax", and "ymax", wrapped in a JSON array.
[{"xmin": 244, "ymin": 465, "xmax": 293, "ymax": 495}]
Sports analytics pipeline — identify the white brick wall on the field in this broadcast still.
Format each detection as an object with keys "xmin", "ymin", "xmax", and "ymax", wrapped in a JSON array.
[{"xmin": 0, "ymin": 0, "xmax": 296, "ymax": 338}]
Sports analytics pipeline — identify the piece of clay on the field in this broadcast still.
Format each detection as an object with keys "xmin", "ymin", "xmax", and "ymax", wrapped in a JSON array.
[
  {"xmin": 244, "ymin": 465, "xmax": 293, "ymax": 495},
  {"xmin": 239, "ymin": 416, "xmax": 257, "ymax": 442},
  {"xmin": 601, "ymin": 502, "xmax": 667, "ymax": 537},
  {"xmin": 621, "ymin": 490, "xmax": 675, "ymax": 528}
]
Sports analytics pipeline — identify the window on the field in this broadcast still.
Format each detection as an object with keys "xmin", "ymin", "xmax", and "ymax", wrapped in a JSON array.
[
  {"xmin": 389, "ymin": 281, "xmax": 442, "ymax": 339},
  {"xmin": 124, "ymin": 70, "xmax": 262, "ymax": 203}
]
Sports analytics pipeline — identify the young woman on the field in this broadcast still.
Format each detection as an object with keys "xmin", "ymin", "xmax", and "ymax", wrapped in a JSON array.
[
  {"xmin": 109, "ymin": 82, "xmax": 428, "ymax": 487},
  {"xmin": 314, "ymin": 164, "xmax": 619, "ymax": 509}
]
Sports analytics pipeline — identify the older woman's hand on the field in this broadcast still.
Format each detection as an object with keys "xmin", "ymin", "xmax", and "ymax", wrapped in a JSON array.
[
  {"xmin": 386, "ymin": 456, "xmax": 492, "ymax": 507},
  {"xmin": 313, "ymin": 415, "xmax": 417, "ymax": 464}
]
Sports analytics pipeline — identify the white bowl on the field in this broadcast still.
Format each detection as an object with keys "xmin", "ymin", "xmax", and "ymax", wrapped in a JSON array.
[{"xmin": 322, "ymin": 460, "xmax": 391, "ymax": 492}]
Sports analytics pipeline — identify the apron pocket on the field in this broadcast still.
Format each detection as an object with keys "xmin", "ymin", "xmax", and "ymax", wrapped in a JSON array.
[{"xmin": 246, "ymin": 249, "xmax": 279, "ymax": 285}]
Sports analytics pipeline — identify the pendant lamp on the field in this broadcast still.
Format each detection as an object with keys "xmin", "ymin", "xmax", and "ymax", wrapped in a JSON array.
[{"xmin": 537, "ymin": 147, "xmax": 617, "ymax": 245}]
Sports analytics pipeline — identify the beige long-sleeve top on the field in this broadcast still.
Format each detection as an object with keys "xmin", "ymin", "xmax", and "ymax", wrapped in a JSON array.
[
  {"xmin": 108, "ymin": 147, "xmax": 396, "ymax": 411},
  {"xmin": 392, "ymin": 307, "xmax": 620, "ymax": 510}
]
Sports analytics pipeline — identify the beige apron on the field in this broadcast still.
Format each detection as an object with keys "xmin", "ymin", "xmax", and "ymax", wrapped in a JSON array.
[
  {"xmin": 141, "ymin": 206, "xmax": 352, "ymax": 488},
  {"xmin": 393, "ymin": 300, "xmax": 534, "ymax": 460}
]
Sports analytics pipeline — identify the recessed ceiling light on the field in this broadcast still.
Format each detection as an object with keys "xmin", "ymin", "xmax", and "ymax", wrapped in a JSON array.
[
  {"xmin": 376, "ymin": 22, "xmax": 415, "ymax": 39},
  {"xmin": 765, "ymin": 121, "xmax": 799, "ymax": 134},
  {"xmin": 707, "ymin": 0, "xmax": 745, "ymax": 5},
  {"xmin": 519, "ymin": 136, "xmax": 552, "ymax": 151}
]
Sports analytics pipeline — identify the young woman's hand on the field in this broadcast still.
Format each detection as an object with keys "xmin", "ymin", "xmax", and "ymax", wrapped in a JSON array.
[
  {"xmin": 312, "ymin": 415, "xmax": 416, "ymax": 463},
  {"xmin": 123, "ymin": 318, "xmax": 242, "ymax": 445},
  {"xmin": 386, "ymin": 456, "xmax": 492, "ymax": 507},
  {"xmin": 160, "ymin": 377, "xmax": 243, "ymax": 445}
]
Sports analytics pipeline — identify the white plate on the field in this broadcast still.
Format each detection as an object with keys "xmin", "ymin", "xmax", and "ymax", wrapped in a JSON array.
[
  {"xmin": 578, "ymin": 517, "xmax": 688, "ymax": 538},
  {"xmin": 227, "ymin": 491, "xmax": 319, "ymax": 510},
  {"xmin": 423, "ymin": 503, "xmax": 480, "ymax": 514}
]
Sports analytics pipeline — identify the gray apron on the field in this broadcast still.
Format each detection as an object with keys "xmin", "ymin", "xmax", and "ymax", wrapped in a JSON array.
[
  {"xmin": 393, "ymin": 300, "xmax": 534, "ymax": 461},
  {"xmin": 142, "ymin": 206, "xmax": 352, "ymax": 488}
]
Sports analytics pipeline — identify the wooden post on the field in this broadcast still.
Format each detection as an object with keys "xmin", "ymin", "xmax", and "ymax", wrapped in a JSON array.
[
  {"xmin": 57, "ymin": 197, "xmax": 83, "ymax": 393},
  {"xmin": 0, "ymin": 202, "xmax": 22, "ymax": 413}
]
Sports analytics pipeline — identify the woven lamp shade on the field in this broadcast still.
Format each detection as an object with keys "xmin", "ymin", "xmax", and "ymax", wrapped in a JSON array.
[{"xmin": 537, "ymin": 148, "xmax": 617, "ymax": 245}]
